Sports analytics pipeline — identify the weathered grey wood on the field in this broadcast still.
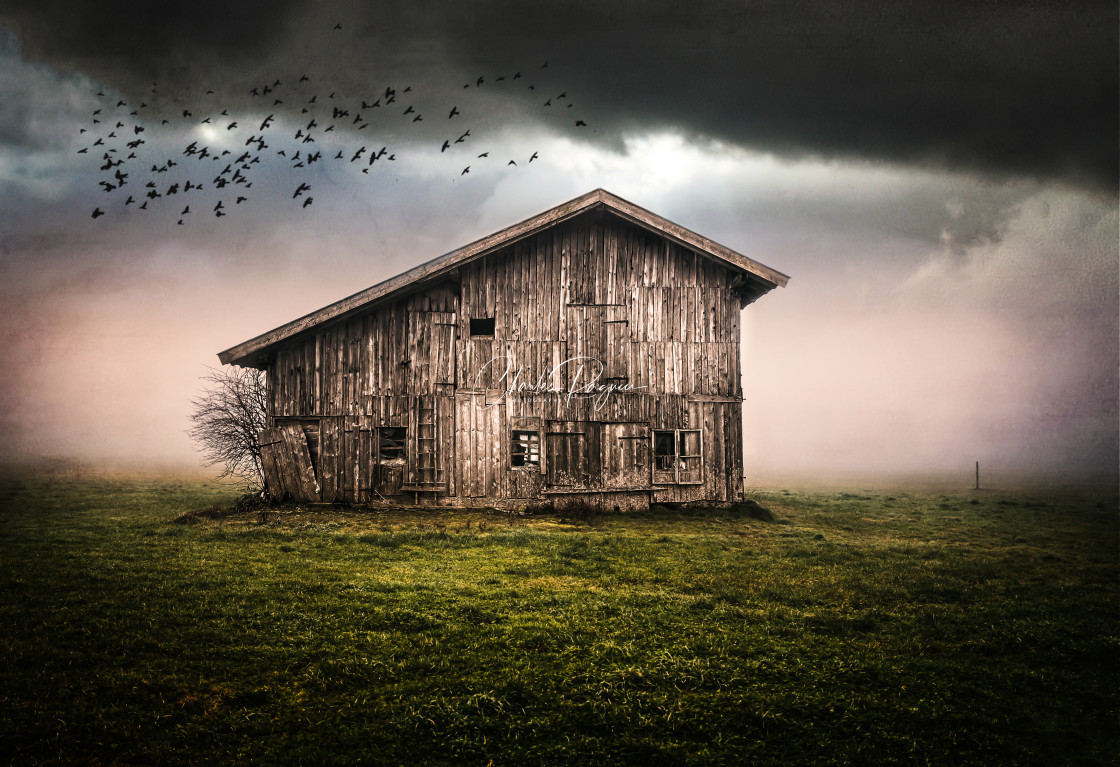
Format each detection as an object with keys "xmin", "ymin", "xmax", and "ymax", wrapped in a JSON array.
[
  {"xmin": 259, "ymin": 428, "xmax": 289, "ymax": 499},
  {"xmin": 275, "ymin": 423, "xmax": 319, "ymax": 502},
  {"xmin": 225, "ymin": 191, "xmax": 786, "ymax": 509}
]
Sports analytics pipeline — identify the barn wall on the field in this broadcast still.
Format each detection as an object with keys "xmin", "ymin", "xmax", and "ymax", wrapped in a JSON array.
[
  {"xmin": 459, "ymin": 211, "xmax": 743, "ymax": 397},
  {"xmin": 265, "ymin": 209, "xmax": 749, "ymax": 506}
]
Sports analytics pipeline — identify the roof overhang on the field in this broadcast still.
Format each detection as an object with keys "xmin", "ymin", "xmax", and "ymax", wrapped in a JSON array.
[{"xmin": 218, "ymin": 188, "xmax": 789, "ymax": 368}]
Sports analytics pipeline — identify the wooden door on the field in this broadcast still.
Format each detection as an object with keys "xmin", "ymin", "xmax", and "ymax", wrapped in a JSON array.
[
  {"xmin": 545, "ymin": 421, "xmax": 601, "ymax": 488},
  {"xmin": 408, "ymin": 310, "xmax": 457, "ymax": 390},
  {"xmin": 259, "ymin": 423, "xmax": 320, "ymax": 502},
  {"xmin": 454, "ymin": 391, "xmax": 504, "ymax": 498},
  {"xmin": 564, "ymin": 306, "xmax": 605, "ymax": 391},
  {"xmin": 601, "ymin": 422, "xmax": 649, "ymax": 489}
]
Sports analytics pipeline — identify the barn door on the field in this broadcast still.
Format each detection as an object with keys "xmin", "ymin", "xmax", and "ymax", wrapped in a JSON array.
[
  {"xmin": 545, "ymin": 421, "xmax": 601, "ymax": 488},
  {"xmin": 601, "ymin": 422, "xmax": 649, "ymax": 489},
  {"xmin": 409, "ymin": 310, "xmax": 457, "ymax": 389},
  {"xmin": 564, "ymin": 304, "xmax": 629, "ymax": 387},
  {"xmin": 564, "ymin": 306, "xmax": 605, "ymax": 389},
  {"xmin": 259, "ymin": 423, "xmax": 320, "ymax": 502},
  {"xmin": 454, "ymin": 391, "xmax": 504, "ymax": 498}
]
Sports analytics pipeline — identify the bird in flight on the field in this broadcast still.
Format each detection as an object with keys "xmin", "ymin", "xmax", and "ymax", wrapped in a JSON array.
[{"xmin": 75, "ymin": 44, "xmax": 592, "ymax": 226}]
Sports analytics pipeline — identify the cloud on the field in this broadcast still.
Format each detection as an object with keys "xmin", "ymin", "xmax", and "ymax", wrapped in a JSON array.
[
  {"xmin": 0, "ymin": 28, "xmax": 99, "ymax": 154},
  {"xmin": 440, "ymin": 0, "xmax": 1119, "ymax": 192},
  {"xmin": 1, "ymin": 0, "xmax": 1114, "ymax": 192}
]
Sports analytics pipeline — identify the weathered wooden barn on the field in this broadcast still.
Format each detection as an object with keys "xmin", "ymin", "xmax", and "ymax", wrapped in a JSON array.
[{"xmin": 218, "ymin": 189, "xmax": 788, "ymax": 510}]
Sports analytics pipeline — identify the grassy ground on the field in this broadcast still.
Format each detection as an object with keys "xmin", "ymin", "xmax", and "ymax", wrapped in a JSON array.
[{"xmin": 0, "ymin": 478, "xmax": 1116, "ymax": 766}]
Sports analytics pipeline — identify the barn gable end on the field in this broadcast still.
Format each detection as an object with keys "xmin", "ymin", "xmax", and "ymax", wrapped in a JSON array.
[{"xmin": 220, "ymin": 190, "xmax": 788, "ymax": 509}]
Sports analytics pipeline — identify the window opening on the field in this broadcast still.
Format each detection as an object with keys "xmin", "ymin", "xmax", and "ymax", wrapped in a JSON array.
[
  {"xmin": 470, "ymin": 317, "xmax": 495, "ymax": 336},
  {"xmin": 378, "ymin": 427, "xmax": 407, "ymax": 464},
  {"xmin": 511, "ymin": 430, "xmax": 541, "ymax": 467},
  {"xmin": 652, "ymin": 428, "xmax": 703, "ymax": 484},
  {"xmin": 653, "ymin": 431, "xmax": 676, "ymax": 471}
]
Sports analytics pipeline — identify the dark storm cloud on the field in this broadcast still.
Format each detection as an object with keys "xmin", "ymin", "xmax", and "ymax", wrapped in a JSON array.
[
  {"xmin": 2, "ymin": 0, "xmax": 1116, "ymax": 191},
  {"xmin": 438, "ymin": 0, "xmax": 1118, "ymax": 192},
  {"xmin": 0, "ymin": 0, "xmax": 299, "ymax": 71}
]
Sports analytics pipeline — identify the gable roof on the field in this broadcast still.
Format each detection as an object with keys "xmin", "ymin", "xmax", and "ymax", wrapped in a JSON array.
[{"xmin": 219, "ymin": 188, "xmax": 789, "ymax": 368}]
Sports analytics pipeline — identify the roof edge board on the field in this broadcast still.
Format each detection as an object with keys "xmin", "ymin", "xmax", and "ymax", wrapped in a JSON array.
[{"xmin": 218, "ymin": 188, "xmax": 788, "ymax": 366}]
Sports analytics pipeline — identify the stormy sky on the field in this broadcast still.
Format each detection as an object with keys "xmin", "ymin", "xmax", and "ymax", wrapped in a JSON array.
[{"xmin": 0, "ymin": 0, "xmax": 1115, "ymax": 487}]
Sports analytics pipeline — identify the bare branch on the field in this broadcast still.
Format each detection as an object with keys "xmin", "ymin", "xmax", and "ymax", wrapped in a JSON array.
[{"xmin": 188, "ymin": 365, "xmax": 267, "ymax": 488}]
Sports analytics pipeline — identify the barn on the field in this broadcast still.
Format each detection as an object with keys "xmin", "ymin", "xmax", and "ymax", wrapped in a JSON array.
[{"xmin": 218, "ymin": 189, "xmax": 789, "ymax": 510}]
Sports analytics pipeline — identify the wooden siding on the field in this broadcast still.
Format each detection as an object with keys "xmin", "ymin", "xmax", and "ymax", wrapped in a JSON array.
[{"xmin": 264, "ymin": 209, "xmax": 751, "ymax": 506}]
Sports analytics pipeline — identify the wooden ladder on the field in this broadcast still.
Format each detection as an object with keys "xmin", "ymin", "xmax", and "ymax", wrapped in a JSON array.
[{"xmin": 413, "ymin": 400, "xmax": 443, "ymax": 494}]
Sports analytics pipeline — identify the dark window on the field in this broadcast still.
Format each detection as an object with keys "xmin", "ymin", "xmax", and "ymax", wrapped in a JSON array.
[
  {"xmin": 653, "ymin": 431, "xmax": 676, "ymax": 471},
  {"xmin": 511, "ymin": 430, "xmax": 540, "ymax": 467},
  {"xmin": 378, "ymin": 427, "xmax": 407, "ymax": 464},
  {"xmin": 470, "ymin": 317, "xmax": 496, "ymax": 336},
  {"xmin": 652, "ymin": 429, "xmax": 703, "ymax": 484}
]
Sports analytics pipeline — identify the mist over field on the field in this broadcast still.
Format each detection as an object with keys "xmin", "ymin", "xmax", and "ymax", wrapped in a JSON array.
[{"xmin": 0, "ymin": 1, "xmax": 1114, "ymax": 489}]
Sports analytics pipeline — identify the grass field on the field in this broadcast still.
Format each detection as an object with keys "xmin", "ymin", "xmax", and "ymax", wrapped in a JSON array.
[{"xmin": 0, "ymin": 477, "xmax": 1116, "ymax": 766}]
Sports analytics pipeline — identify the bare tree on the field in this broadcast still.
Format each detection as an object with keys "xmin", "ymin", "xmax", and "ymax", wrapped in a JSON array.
[{"xmin": 188, "ymin": 366, "xmax": 267, "ymax": 488}]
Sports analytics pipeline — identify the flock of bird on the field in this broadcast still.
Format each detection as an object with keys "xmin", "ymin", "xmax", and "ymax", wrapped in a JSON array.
[{"xmin": 81, "ymin": 25, "xmax": 589, "ymax": 224}]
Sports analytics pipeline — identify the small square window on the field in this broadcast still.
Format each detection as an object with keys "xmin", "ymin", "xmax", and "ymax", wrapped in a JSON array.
[
  {"xmin": 378, "ymin": 427, "xmax": 407, "ymax": 464},
  {"xmin": 470, "ymin": 317, "xmax": 496, "ymax": 336},
  {"xmin": 511, "ymin": 430, "xmax": 540, "ymax": 467}
]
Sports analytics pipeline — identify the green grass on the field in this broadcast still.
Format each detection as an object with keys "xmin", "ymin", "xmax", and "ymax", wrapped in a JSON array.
[{"xmin": 0, "ymin": 478, "xmax": 1116, "ymax": 766}]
